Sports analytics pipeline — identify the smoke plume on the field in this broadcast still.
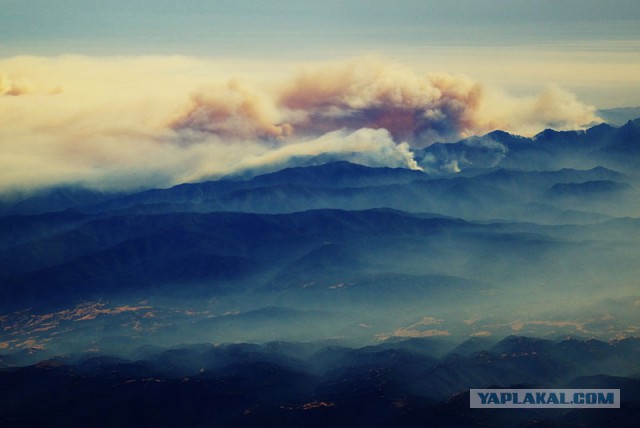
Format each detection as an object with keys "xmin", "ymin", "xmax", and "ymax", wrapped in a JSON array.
[
  {"xmin": 171, "ymin": 79, "xmax": 292, "ymax": 140},
  {"xmin": 0, "ymin": 55, "xmax": 601, "ymax": 193}
]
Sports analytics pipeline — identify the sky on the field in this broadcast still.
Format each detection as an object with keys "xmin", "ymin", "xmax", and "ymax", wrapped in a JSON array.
[
  {"xmin": 2, "ymin": 0, "xmax": 638, "ymax": 103},
  {"xmin": 1, "ymin": 0, "xmax": 639, "ymax": 192}
]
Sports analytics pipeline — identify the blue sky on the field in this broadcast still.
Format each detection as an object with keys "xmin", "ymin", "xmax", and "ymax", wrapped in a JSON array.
[{"xmin": 2, "ymin": 0, "xmax": 639, "ymax": 56}]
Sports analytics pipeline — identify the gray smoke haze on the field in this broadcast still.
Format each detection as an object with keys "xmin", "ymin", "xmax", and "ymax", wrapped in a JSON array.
[{"xmin": 0, "ymin": 55, "xmax": 600, "ymax": 192}]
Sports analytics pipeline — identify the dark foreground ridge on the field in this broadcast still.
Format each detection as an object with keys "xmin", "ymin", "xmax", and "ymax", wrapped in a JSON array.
[{"xmin": 1, "ymin": 335, "xmax": 640, "ymax": 427}]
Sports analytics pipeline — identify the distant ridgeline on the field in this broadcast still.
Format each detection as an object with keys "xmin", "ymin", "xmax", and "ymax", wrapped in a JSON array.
[{"xmin": 597, "ymin": 107, "xmax": 640, "ymax": 126}]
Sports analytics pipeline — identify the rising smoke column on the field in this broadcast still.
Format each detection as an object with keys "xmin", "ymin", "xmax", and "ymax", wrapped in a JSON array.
[{"xmin": 277, "ymin": 58, "xmax": 484, "ymax": 146}]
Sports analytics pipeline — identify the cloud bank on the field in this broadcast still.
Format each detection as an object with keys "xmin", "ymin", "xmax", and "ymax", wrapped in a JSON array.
[
  {"xmin": 0, "ymin": 55, "xmax": 600, "ymax": 193},
  {"xmin": 0, "ymin": 71, "xmax": 36, "ymax": 96}
]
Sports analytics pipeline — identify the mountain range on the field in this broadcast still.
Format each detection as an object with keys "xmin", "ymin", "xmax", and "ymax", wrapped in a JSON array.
[{"xmin": 1, "ymin": 118, "xmax": 639, "ymax": 426}]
